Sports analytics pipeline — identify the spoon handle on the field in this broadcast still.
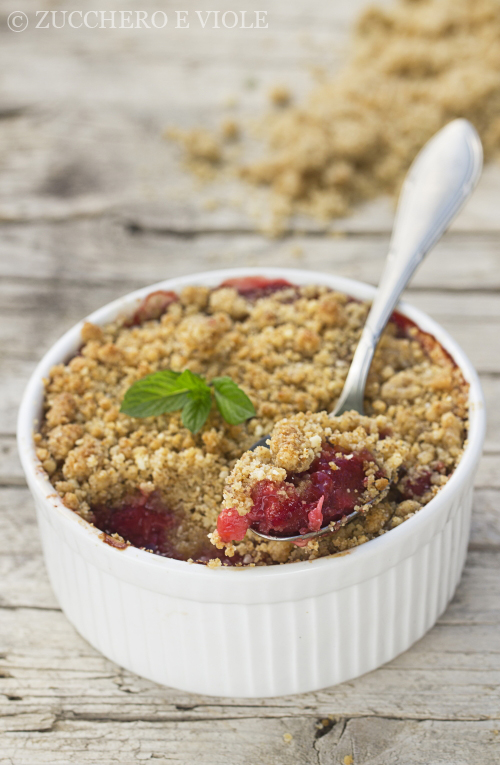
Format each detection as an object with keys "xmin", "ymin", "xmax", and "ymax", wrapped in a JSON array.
[{"xmin": 333, "ymin": 119, "xmax": 483, "ymax": 416}]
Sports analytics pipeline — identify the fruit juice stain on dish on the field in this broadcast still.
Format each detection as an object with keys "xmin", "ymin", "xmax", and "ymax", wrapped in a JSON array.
[
  {"xmin": 217, "ymin": 443, "xmax": 381, "ymax": 542},
  {"xmin": 220, "ymin": 276, "xmax": 294, "ymax": 300}
]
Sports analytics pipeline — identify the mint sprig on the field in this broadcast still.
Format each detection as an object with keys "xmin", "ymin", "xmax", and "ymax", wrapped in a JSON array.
[{"xmin": 120, "ymin": 369, "xmax": 256, "ymax": 433}]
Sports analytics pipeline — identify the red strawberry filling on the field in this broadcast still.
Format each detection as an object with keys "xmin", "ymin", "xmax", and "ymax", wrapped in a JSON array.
[
  {"xmin": 91, "ymin": 491, "xmax": 236, "ymax": 565},
  {"xmin": 92, "ymin": 491, "xmax": 181, "ymax": 557},
  {"xmin": 217, "ymin": 443, "xmax": 376, "ymax": 543},
  {"xmin": 401, "ymin": 469, "xmax": 433, "ymax": 498}
]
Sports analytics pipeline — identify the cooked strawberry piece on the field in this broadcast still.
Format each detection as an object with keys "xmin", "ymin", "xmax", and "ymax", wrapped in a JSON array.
[
  {"xmin": 131, "ymin": 290, "xmax": 179, "ymax": 325},
  {"xmin": 307, "ymin": 496, "xmax": 324, "ymax": 531},
  {"xmin": 244, "ymin": 480, "xmax": 305, "ymax": 536},
  {"xmin": 217, "ymin": 507, "xmax": 251, "ymax": 543}
]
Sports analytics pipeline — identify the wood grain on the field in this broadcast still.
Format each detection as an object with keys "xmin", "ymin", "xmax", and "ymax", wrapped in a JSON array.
[{"xmin": 1, "ymin": 0, "xmax": 500, "ymax": 760}]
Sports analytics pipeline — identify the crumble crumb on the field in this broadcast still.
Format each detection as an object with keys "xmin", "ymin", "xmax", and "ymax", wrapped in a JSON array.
[
  {"xmin": 221, "ymin": 118, "xmax": 240, "ymax": 141},
  {"xmin": 207, "ymin": 558, "xmax": 222, "ymax": 569},
  {"xmin": 269, "ymin": 85, "xmax": 291, "ymax": 107},
  {"xmin": 270, "ymin": 412, "xmax": 332, "ymax": 472}
]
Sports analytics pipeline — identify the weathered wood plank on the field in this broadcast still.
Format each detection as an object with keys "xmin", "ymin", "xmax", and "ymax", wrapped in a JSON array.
[
  {"xmin": 0, "ymin": 436, "xmax": 24, "ymax": 486},
  {"xmin": 0, "ymin": 716, "xmax": 318, "ymax": 765},
  {"xmin": 0, "ymin": 0, "xmax": 370, "ymax": 243},
  {"xmin": 0, "ymin": 553, "xmax": 57, "ymax": 610},
  {"xmin": 1, "ymin": 226, "xmax": 499, "ymax": 436},
  {"xmin": 119, "ymin": 164, "xmax": 500, "ymax": 235},
  {"xmin": 0, "ymin": 488, "xmax": 41, "ymax": 556},
  {"xmin": 4, "ymin": 426, "xmax": 500, "ymax": 494},
  {"xmin": 478, "ymin": 376, "xmax": 500, "ymax": 454},
  {"xmin": 0, "ymin": 0, "xmax": 366, "ymax": 66},
  {"xmin": 4, "ymin": 276, "xmax": 500, "ymax": 321},
  {"xmin": 2, "ymin": 222, "xmax": 500, "ymax": 288},
  {"xmin": 2, "ymin": 298, "xmax": 500, "ymax": 377},
  {"xmin": 4, "ymin": 307, "xmax": 498, "ymax": 373},
  {"xmin": 1, "ymin": 716, "xmax": 498, "ymax": 765},
  {"xmin": 2, "ymin": 364, "xmax": 500, "ymax": 447},
  {"xmin": 317, "ymin": 717, "xmax": 500, "ymax": 765},
  {"xmin": 0, "ymin": 358, "xmax": 35, "ymax": 435},
  {"xmin": 476, "ymin": 455, "xmax": 500, "ymax": 489},
  {"xmin": 471, "ymin": 489, "xmax": 500, "ymax": 549},
  {"xmin": 4, "ymin": 364, "xmax": 498, "ymax": 449}
]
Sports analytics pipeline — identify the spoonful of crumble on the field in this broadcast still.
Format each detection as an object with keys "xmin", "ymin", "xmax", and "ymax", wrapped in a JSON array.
[{"xmin": 216, "ymin": 411, "xmax": 404, "ymax": 546}]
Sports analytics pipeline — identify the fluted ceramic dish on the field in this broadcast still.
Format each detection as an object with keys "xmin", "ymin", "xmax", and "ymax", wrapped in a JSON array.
[{"xmin": 17, "ymin": 267, "xmax": 486, "ymax": 698}]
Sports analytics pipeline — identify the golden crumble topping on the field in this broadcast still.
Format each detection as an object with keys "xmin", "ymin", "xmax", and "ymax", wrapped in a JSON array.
[{"xmin": 35, "ymin": 279, "xmax": 469, "ymax": 566}]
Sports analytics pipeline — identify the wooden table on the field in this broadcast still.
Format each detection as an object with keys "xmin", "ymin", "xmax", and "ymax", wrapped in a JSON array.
[{"xmin": 1, "ymin": 1, "xmax": 499, "ymax": 762}]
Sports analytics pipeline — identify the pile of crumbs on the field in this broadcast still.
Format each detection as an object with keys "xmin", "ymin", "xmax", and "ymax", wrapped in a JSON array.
[{"xmin": 169, "ymin": 0, "xmax": 500, "ymax": 234}]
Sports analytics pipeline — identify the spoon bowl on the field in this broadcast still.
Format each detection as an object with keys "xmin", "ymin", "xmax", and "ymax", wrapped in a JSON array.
[{"xmin": 246, "ymin": 482, "xmax": 391, "ymax": 545}]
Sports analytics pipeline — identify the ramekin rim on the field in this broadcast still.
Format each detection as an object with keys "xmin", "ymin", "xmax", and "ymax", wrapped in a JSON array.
[{"xmin": 17, "ymin": 266, "xmax": 486, "ymax": 581}]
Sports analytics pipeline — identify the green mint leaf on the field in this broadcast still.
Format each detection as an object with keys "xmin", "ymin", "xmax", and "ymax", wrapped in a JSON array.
[
  {"xmin": 212, "ymin": 377, "xmax": 256, "ymax": 425},
  {"xmin": 181, "ymin": 388, "xmax": 212, "ymax": 433},
  {"xmin": 176, "ymin": 369, "xmax": 211, "ymax": 394},
  {"xmin": 120, "ymin": 367, "xmax": 253, "ymax": 433},
  {"xmin": 120, "ymin": 369, "xmax": 191, "ymax": 418}
]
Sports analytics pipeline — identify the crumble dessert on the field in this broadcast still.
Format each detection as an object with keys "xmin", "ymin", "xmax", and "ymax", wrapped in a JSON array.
[
  {"xmin": 35, "ymin": 277, "xmax": 469, "ymax": 566},
  {"xmin": 215, "ymin": 411, "xmax": 406, "ymax": 543}
]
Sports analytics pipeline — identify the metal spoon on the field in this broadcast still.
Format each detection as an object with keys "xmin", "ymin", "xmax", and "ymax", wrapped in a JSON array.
[{"xmin": 249, "ymin": 118, "xmax": 483, "ymax": 543}]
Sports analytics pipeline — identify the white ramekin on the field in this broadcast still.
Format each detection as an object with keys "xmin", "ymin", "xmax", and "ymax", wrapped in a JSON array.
[{"xmin": 17, "ymin": 268, "xmax": 486, "ymax": 698}]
